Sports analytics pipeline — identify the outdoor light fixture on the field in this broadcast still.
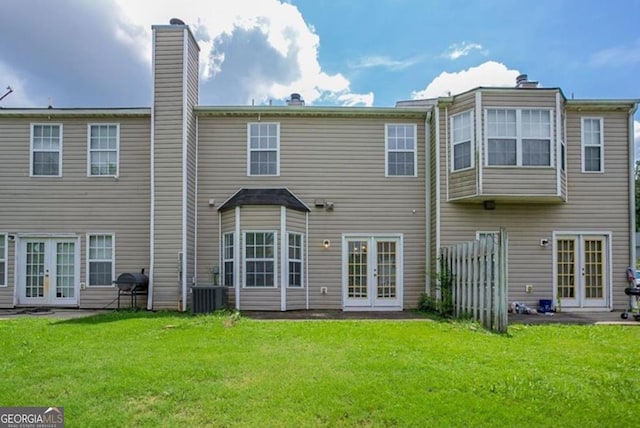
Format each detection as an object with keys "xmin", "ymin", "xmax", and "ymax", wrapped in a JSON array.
[
  {"xmin": 322, "ymin": 239, "xmax": 331, "ymax": 249},
  {"xmin": 483, "ymin": 200, "xmax": 496, "ymax": 210}
]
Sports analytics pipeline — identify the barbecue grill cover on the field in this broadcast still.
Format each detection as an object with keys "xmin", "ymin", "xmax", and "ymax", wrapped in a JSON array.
[{"xmin": 115, "ymin": 272, "xmax": 149, "ymax": 292}]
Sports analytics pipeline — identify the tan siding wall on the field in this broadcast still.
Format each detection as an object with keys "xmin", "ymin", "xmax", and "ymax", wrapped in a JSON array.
[
  {"xmin": 482, "ymin": 90, "xmax": 558, "ymax": 108},
  {"xmin": 286, "ymin": 209, "xmax": 306, "ymax": 233},
  {"xmin": 482, "ymin": 168, "xmax": 557, "ymax": 195},
  {"xmin": 0, "ymin": 116, "xmax": 151, "ymax": 308},
  {"xmin": 286, "ymin": 209, "xmax": 307, "ymax": 309},
  {"xmin": 449, "ymin": 170, "xmax": 477, "ymax": 199},
  {"xmin": 448, "ymin": 92, "xmax": 475, "ymax": 115},
  {"xmin": 429, "ymin": 113, "xmax": 438, "ymax": 287},
  {"xmin": 438, "ymin": 108, "xmax": 632, "ymax": 309},
  {"xmin": 152, "ymin": 28, "xmax": 185, "ymax": 309},
  {"xmin": 186, "ymin": 31, "xmax": 200, "ymax": 298},
  {"xmin": 197, "ymin": 115, "xmax": 426, "ymax": 310}
]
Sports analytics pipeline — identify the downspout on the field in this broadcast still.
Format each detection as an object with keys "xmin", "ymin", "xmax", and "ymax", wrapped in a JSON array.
[
  {"xmin": 147, "ymin": 28, "xmax": 157, "ymax": 311},
  {"xmin": 629, "ymin": 104, "xmax": 638, "ymax": 273},
  {"xmin": 305, "ymin": 211, "xmax": 309, "ymax": 309},
  {"xmin": 234, "ymin": 207, "xmax": 241, "ymax": 309},
  {"xmin": 425, "ymin": 110, "xmax": 431, "ymax": 294},
  {"xmin": 434, "ymin": 106, "xmax": 441, "ymax": 299},
  {"xmin": 194, "ymin": 114, "xmax": 198, "ymax": 287}
]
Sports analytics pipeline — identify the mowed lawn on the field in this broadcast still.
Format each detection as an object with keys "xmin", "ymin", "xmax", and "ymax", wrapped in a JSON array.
[{"xmin": 1, "ymin": 311, "xmax": 638, "ymax": 427}]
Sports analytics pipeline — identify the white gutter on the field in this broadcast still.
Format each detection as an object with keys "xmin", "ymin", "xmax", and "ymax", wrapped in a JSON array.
[
  {"xmin": 234, "ymin": 207, "xmax": 241, "ymax": 309},
  {"xmin": 280, "ymin": 206, "xmax": 287, "ymax": 311},
  {"xmin": 181, "ymin": 28, "xmax": 189, "ymax": 311},
  {"xmin": 629, "ymin": 105, "xmax": 638, "ymax": 273},
  {"xmin": 556, "ymin": 92, "xmax": 562, "ymax": 197},
  {"xmin": 147, "ymin": 28, "xmax": 157, "ymax": 311},
  {"xmin": 305, "ymin": 212, "xmax": 309, "ymax": 309},
  {"xmin": 434, "ymin": 106, "xmax": 442, "ymax": 300},
  {"xmin": 425, "ymin": 111, "xmax": 431, "ymax": 293},
  {"xmin": 194, "ymin": 115, "xmax": 199, "ymax": 286}
]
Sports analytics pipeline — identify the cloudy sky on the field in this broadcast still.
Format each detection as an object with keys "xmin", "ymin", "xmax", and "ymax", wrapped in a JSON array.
[{"xmin": 1, "ymin": 0, "xmax": 639, "ymax": 146}]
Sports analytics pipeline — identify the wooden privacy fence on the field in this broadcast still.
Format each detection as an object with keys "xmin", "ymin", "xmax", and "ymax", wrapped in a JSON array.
[{"xmin": 439, "ymin": 229, "xmax": 508, "ymax": 333}]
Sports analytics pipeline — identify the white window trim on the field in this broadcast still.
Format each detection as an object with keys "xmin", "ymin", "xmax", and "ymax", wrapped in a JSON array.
[
  {"xmin": 30, "ymin": 123, "xmax": 63, "ymax": 177},
  {"xmin": 87, "ymin": 123, "xmax": 120, "ymax": 177},
  {"xmin": 581, "ymin": 117, "xmax": 604, "ymax": 173},
  {"xmin": 450, "ymin": 110, "xmax": 474, "ymax": 172},
  {"xmin": 385, "ymin": 123, "xmax": 418, "ymax": 177},
  {"xmin": 242, "ymin": 230, "xmax": 278, "ymax": 288},
  {"xmin": 484, "ymin": 108, "xmax": 554, "ymax": 168},
  {"xmin": 0, "ymin": 233, "xmax": 6, "ymax": 287},
  {"xmin": 247, "ymin": 122, "xmax": 280, "ymax": 176},
  {"xmin": 222, "ymin": 232, "xmax": 234, "ymax": 287},
  {"xmin": 287, "ymin": 232, "xmax": 304, "ymax": 288},
  {"xmin": 86, "ymin": 233, "xmax": 116, "ymax": 287}
]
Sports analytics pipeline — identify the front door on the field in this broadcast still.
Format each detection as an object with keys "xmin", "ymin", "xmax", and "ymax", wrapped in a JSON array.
[
  {"xmin": 343, "ymin": 235, "xmax": 403, "ymax": 310},
  {"xmin": 554, "ymin": 234, "xmax": 609, "ymax": 309},
  {"xmin": 18, "ymin": 238, "xmax": 79, "ymax": 306}
]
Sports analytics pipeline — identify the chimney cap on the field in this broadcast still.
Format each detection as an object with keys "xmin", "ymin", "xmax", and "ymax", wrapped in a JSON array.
[
  {"xmin": 170, "ymin": 18, "xmax": 185, "ymax": 25},
  {"xmin": 286, "ymin": 93, "xmax": 305, "ymax": 106}
]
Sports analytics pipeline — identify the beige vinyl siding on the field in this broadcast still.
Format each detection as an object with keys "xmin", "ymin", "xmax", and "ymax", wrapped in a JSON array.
[
  {"xmin": 429, "ymin": 113, "xmax": 438, "ymax": 288},
  {"xmin": 447, "ymin": 92, "xmax": 476, "ymax": 115},
  {"xmin": 152, "ymin": 27, "xmax": 186, "ymax": 309},
  {"xmin": 482, "ymin": 168, "xmax": 557, "ymax": 195},
  {"xmin": 185, "ymin": 29, "xmax": 200, "ymax": 304},
  {"xmin": 438, "ymin": 108, "xmax": 632, "ymax": 309},
  {"xmin": 286, "ymin": 209, "xmax": 306, "ymax": 309},
  {"xmin": 449, "ymin": 169, "xmax": 477, "ymax": 199},
  {"xmin": 0, "ymin": 116, "xmax": 151, "ymax": 308},
  {"xmin": 197, "ymin": 115, "xmax": 426, "ymax": 310},
  {"xmin": 481, "ymin": 89, "xmax": 558, "ymax": 108}
]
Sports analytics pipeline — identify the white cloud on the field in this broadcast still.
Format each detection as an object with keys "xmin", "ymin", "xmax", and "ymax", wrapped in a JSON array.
[
  {"xmin": 590, "ymin": 40, "xmax": 640, "ymax": 67},
  {"xmin": 411, "ymin": 61, "xmax": 520, "ymax": 99},
  {"xmin": 335, "ymin": 92, "xmax": 375, "ymax": 107},
  {"xmin": 113, "ymin": 0, "xmax": 370, "ymax": 106},
  {"xmin": 349, "ymin": 55, "xmax": 422, "ymax": 71},
  {"xmin": 442, "ymin": 42, "xmax": 484, "ymax": 60},
  {"xmin": 0, "ymin": 61, "xmax": 37, "ymax": 107}
]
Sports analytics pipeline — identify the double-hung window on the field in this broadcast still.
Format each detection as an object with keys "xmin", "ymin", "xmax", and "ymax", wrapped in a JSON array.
[
  {"xmin": 0, "ymin": 234, "xmax": 6, "ymax": 286},
  {"xmin": 582, "ymin": 118, "xmax": 603, "ymax": 173},
  {"xmin": 386, "ymin": 124, "xmax": 417, "ymax": 176},
  {"xmin": 244, "ymin": 232, "xmax": 276, "ymax": 287},
  {"xmin": 222, "ymin": 232, "xmax": 234, "ymax": 287},
  {"xmin": 88, "ymin": 124, "xmax": 119, "ymax": 176},
  {"xmin": 451, "ymin": 111, "xmax": 473, "ymax": 171},
  {"xmin": 288, "ymin": 232, "xmax": 303, "ymax": 288},
  {"xmin": 87, "ymin": 234, "xmax": 114, "ymax": 286},
  {"xmin": 31, "ymin": 124, "xmax": 62, "ymax": 176},
  {"xmin": 248, "ymin": 123, "xmax": 279, "ymax": 176},
  {"xmin": 486, "ymin": 109, "xmax": 552, "ymax": 167}
]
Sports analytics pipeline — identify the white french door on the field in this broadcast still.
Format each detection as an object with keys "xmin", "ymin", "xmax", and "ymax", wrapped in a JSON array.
[
  {"xmin": 343, "ymin": 235, "xmax": 403, "ymax": 310},
  {"xmin": 18, "ymin": 237, "xmax": 79, "ymax": 306},
  {"xmin": 554, "ymin": 233, "xmax": 609, "ymax": 309}
]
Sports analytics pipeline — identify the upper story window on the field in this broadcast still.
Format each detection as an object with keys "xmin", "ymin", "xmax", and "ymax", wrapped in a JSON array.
[
  {"xmin": 248, "ymin": 123, "xmax": 279, "ymax": 176},
  {"xmin": 87, "ymin": 234, "xmax": 114, "ymax": 286},
  {"xmin": 31, "ymin": 124, "xmax": 62, "ymax": 176},
  {"xmin": 88, "ymin": 124, "xmax": 119, "ymax": 176},
  {"xmin": 450, "ymin": 111, "xmax": 473, "ymax": 171},
  {"xmin": 385, "ymin": 124, "xmax": 417, "ymax": 177},
  {"xmin": 244, "ymin": 231, "xmax": 276, "ymax": 287},
  {"xmin": 581, "ymin": 118, "xmax": 603, "ymax": 173},
  {"xmin": 486, "ymin": 109, "xmax": 552, "ymax": 167}
]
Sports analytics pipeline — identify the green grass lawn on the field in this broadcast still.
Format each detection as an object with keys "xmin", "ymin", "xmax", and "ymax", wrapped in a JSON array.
[{"xmin": 1, "ymin": 311, "xmax": 638, "ymax": 427}]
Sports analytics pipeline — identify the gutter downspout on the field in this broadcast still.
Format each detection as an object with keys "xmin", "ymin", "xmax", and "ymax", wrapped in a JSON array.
[
  {"xmin": 629, "ymin": 104, "xmax": 638, "ymax": 310},
  {"xmin": 425, "ymin": 110, "xmax": 431, "ymax": 294},
  {"xmin": 434, "ymin": 106, "xmax": 441, "ymax": 300}
]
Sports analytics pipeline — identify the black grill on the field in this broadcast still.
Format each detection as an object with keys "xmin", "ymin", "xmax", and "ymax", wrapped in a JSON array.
[{"xmin": 114, "ymin": 269, "xmax": 148, "ymax": 309}]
